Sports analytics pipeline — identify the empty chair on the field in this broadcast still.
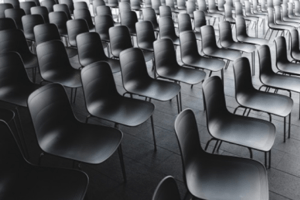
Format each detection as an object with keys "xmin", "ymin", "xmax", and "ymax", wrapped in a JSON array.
[
  {"xmin": 36, "ymin": 40, "xmax": 82, "ymax": 102},
  {"xmin": 159, "ymin": 5, "xmax": 172, "ymax": 18},
  {"xmin": 282, "ymin": 3, "xmax": 300, "ymax": 23},
  {"xmin": 119, "ymin": 48, "xmax": 182, "ymax": 112},
  {"xmin": 207, "ymin": 0, "xmax": 223, "ymax": 25},
  {"xmin": 0, "ymin": 29, "xmax": 39, "ymax": 81},
  {"xmin": 67, "ymin": 19, "xmax": 89, "ymax": 47},
  {"xmin": 152, "ymin": 176, "xmax": 181, "ymax": 200},
  {"xmin": 95, "ymin": 14, "xmax": 114, "ymax": 44},
  {"xmin": 0, "ymin": 17, "xmax": 17, "ymax": 30},
  {"xmin": 0, "ymin": 3, "xmax": 13, "ymax": 18},
  {"xmin": 49, "ymin": 11, "xmax": 68, "ymax": 37},
  {"xmin": 81, "ymin": 61, "xmax": 157, "ymax": 149},
  {"xmin": 180, "ymin": 30, "xmax": 225, "ymax": 79},
  {"xmin": 0, "ymin": 120, "xmax": 89, "ymax": 200},
  {"xmin": 151, "ymin": 0, "xmax": 161, "ymax": 15},
  {"xmin": 30, "ymin": 6, "xmax": 49, "ymax": 23},
  {"xmin": 176, "ymin": 0, "xmax": 186, "ymax": 11},
  {"xmin": 143, "ymin": 7, "xmax": 159, "ymax": 33},
  {"xmin": 233, "ymin": 57, "xmax": 293, "ymax": 142},
  {"xmin": 258, "ymin": 45, "xmax": 300, "ymax": 119},
  {"xmin": 130, "ymin": 0, "xmax": 142, "ymax": 17},
  {"xmin": 106, "ymin": 0, "xmax": 119, "ymax": 22},
  {"xmin": 27, "ymin": 0, "xmax": 41, "ymax": 7},
  {"xmin": 159, "ymin": 16, "xmax": 179, "ymax": 46},
  {"xmin": 120, "ymin": 10, "xmax": 138, "ymax": 36},
  {"xmin": 4, "ymin": 0, "xmax": 20, "ymax": 8},
  {"xmin": 74, "ymin": 9, "xmax": 95, "ymax": 31},
  {"xmin": 4, "ymin": 8, "xmax": 25, "ymax": 30},
  {"xmin": 20, "ymin": 1, "xmax": 36, "ymax": 15},
  {"xmin": 96, "ymin": 5, "xmax": 114, "ymax": 19},
  {"xmin": 186, "ymin": 0, "xmax": 196, "ymax": 19},
  {"xmin": 178, "ymin": 13, "xmax": 200, "ymax": 40},
  {"xmin": 174, "ymin": 108, "xmax": 269, "ymax": 200},
  {"xmin": 154, "ymin": 38, "xmax": 206, "ymax": 87},
  {"xmin": 93, "ymin": 0, "xmax": 106, "ymax": 15},
  {"xmin": 119, "ymin": 1, "xmax": 131, "ymax": 15},
  {"xmin": 22, "ymin": 14, "xmax": 44, "ymax": 42},
  {"xmin": 76, "ymin": 32, "xmax": 120, "ymax": 73},
  {"xmin": 109, "ymin": 25, "xmax": 133, "ymax": 58},
  {"xmin": 288, "ymin": 2, "xmax": 300, "ymax": 19},
  {"xmin": 290, "ymin": 29, "xmax": 300, "ymax": 62},
  {"xmin": 244, "ymin": 0, "xmax": 265, "ymax": 35},
  {"xmin": 40, "ymin": 0, "xmax": 56, "ymax": 12},
  {"xmin": 59, "ymin": 0, "xmax": 74, "ymax": 14},
  {"xmin": 193, "ymin": 10, "xmax": 206, "ymax": 37},
  {"xmin": 74, "ymin": 1, "xmax": 89, "ymax": 10},
  {"xmin": 295, "ymin": 1, "xmax": 300, "ymax": 17},
  {"xmin": 274, "ymin": 5, "xmax": 299, "ymax": 28},
  {"xmin": 53, "ymin": 4, "xmax": 72, "ymax": 19}
]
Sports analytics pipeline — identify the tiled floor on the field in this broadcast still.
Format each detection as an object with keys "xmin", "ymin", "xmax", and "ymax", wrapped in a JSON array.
[{"xmin": 8, "ymin": 20, "xmax": 300, "ymax": 199}]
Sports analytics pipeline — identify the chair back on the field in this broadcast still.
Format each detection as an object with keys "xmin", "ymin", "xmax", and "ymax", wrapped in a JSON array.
[
  {"xmin": 95, "ymin": 14, "xmax": 114, "ymax": 41},
  {"xmin": 49, "ymin": 11, "xmax": 68, "ymax": 35},
  {"xmin": 119, "ymin": 1, "xmax": 131, "ymax": 14},
  {"xmin": 136, "ymin": 21, "xmax": 155, "ymax": 50},
  {"xmin": 152, "ymin": 176, "xmax": 181, "ymax": 200},
  {"xmin": 0, "ymin": 18, "xmax": 16, "ymax": 30},
  {"xmin": 224, "ymin": 4, "xmax": 234, "ymax": 20},
  {"xmin": 159, "ymin": 5, "xmax": 172, "ymax": 17},
  {"xmin": 93, "ymin": 0, "xmax": 106, "ymax": 15},
  {"xmin": 20, "ymin": 1, "xmax": 36, "ymax": 15},
  {"xmin": 59, "ymin": 0, "xmax": 74, "ymax": 14},
  {"xmin": 208, "ymin": 0, "xmax": 217, "ymax": 11},
  {"xmin": 22, "ymin": 14, "xmax": 44, "ymax": 40},
  {"xmin": 143, "ymin": 7, "xmax": 158, "ymax": 28},
  {"xmin": 244, "ymin": 0, "xmax": 252, "ymax": 15},
  {"xmin": 267, "ymin": 7, "xmax": 275, "ymax": 25},
  {"xmin": 282, "ymin": 3, "xmax": 288, "ymax": 18},
  {"xmin": 53, "ymin": 4, "xmax": 72, "ymax": 19},
  {"xmin": 290, "ymin": 29, "xmax": 300, "ymax": 56},
  {"xmin": 67, "ymin": 19, "xmax": 89, "ymax": 47},
  {"xmin": 0, "ymin": 3, "xmax": 13, "ymax": 18},
  {"xmin": 74, "ymin": 9, "xmax": 94, "ymax": 29},
  {"xmin": 197, "ymin": 0, "xmax": 207, "ymax": 12},
  {"xmin": 236, "ymin": 16, "xmax": 247, "ymax": 37},
  {"xmin": 201, "ymin": 25, "xmax": 218, "ymax": 52},
  {"xmin": 179, "ymin": 30, "xmax": 199, "ymax": 59},
  {"xmin": 96, "ymin": 5, "xmax": 112, "ymax": 16},
  {"xmin": 4, "ymin": 8, "xmax": 25, "ymax": 30},
  {"xmin": 31, "ymin": 6, "xmax": 49, "ymax": 23},
  {"xmin": 178, "ymin": 13, "xmax": 192, "ymax": 34},
  {"xmin": 274, "ymin": 5, "xmax": 282, "ymax": 22},
  {"xmin": 176, "ymin": 0, "xmax": 185, "ymax": 9},
  {"xmin": 219, "ymin": 21, "xmax": 234, "ymax": 45},
  {"xmin": 159, "ymin": 16, "xmax": 177, "ymax": 40},
  {"xmin": 109, "ymin": 25, "xmax": 132, "ymax": 57},
  {"xmin": 74, "ymin": 1, "xmax": 89, "ymax": 10},
  {"xmin": 186, "ymin": 0, "xmax": 196, "ymax": 17},
  {"xmin": 258, "ymin": 45, "xmax": 274, "ymax": 78},
  {"xmin": 288, "ymin": 2, "xmax": 294, "ymax": 17},
  {"xmin": 4, "ymin": 0, "xmax": 20, "ymax": 8},
  {"xmin": 40, "ymin": 0, "xmax": 56, "ymax": 12},
  {"xmin": 234, "ymin": 1, "xmax": 243, "ymax": 17},
  {"xmin": 28, "ymin": 0, "xmax": 40, "ymax": 7},
  {"xmin": 296, "ymin": 1, "xmax": 300, "ymax": 16},
  {"xmin": 120, "ymin": 11, "xmax": 138, "ymax": 34},
  {"xmin": 34, "ymin": 23, "xmax": 61, "ymax": 45},
  {"xmin": 151, "ymin": 0, "xmax": 161, "ymax": 14},
  {"xmin": 274, "ymin": 36, "xmax": 289, "ymax": 64},
  {"xmin": 193, "ymin": 10, "xmax": 206, "ymax": 32}
]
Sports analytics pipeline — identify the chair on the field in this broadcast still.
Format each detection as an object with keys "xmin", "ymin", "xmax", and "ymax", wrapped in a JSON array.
[
  {"xmin": 36, "ymin": 40, "xmax": 82, "ymax": 103},
  {"xmin": 0, "ymin": 29, "xmax": 39, "ymax": 81},
  {"xmin": 130, "ymin": 0, "xmax": 142, "ymax": 18},
  {"xmin": 106, "ymin": 0, "xmax": 119, "ymax": 22},
  {"xmin": 0, "ymin": 17, "xmax": 17, "ymax": 30},
  {"xmin": 193, "ymin": 10, "xmax": 206, "ymax": 37},
  {"xmin": 258, "ymin": 45, "xmax": 300, "ymax": 119},
  {"xmin": 151, "ymin": 0, "xmax": 161, "ymax": 15},
  {"xmin": 119, "ymin": 48, "xmax": 182, "ymax": 112},
  {"xmin": 219, "ymin": 21, "xmax": 256, "ymax": 74},
  {"xmin": 81, "ymin": 61, "xmax": 157, "ymax": 149},
  {"xmin": 28, "ymin": 83, "xmax": 126, "ymax": 181},
  {"xmin": 207, "ymin": 0, "xmax": 223, "ymax": 25},
  {"xmin": 4, "ymin": 0, "xmax": 19, "ymax": 8},
  {"xmin": 0, "ymin": 120, "xmax": 89, "ymax": 200},
  {"xmin": 59, "ymin": 0, "xmax": 74, "ymax": 14},
  {"xmin": 159, "ymin": 16, "xmax": 179, "ymax": 46},
  {"xmin": 233, "ymin": 57, "xmax": 293, "ymax": 142},
  {"xmin": 152, "ymin": 176, "xmax": 181, "ymax": 200},
  {"xmin": 27, "ymin": 0, "xmax": 41, "ymax": 7},
  {"xmin": 0, "ymin": 3, "xmax": 13, "ymax": 18},
  {"xmin": 20, "ymin": 1, "xmax": 36, "ymax": 15},
  {"xmin": 74, "ymin": 9, "xmax": 95, "ymax": 31},
  {"xmin": 67, "ymin": 19, "xmax": 89, "ymax": 48},
  {"xmin": 49, "ymin": 11, "xmax": 68, "ymax": 40},
  {"xmin": 4, "ymin": 8, "xmax": 25, "ymax": 30},
  {"xmin": 30, "ymin": 6, "xmax": 49, "ymax": 23},
  {"xmin": 109, "ymin": 25, "xmax": 133, "ymax": 58},
  {"xmin": 282, "ymin": 3, "xmax": 300, "ymax": 23},
  {"xmin": 92, "ymin": 0, "xmax": 105, "ymax": 15},
  {"xmin": 174, "ymin": 108, "xmax": 269, "ymax": 200},
  {"xmin": 120, "ymin": 10, "xmax": 138, "ymax": 36},
  {"xmin": 40, "ymin": 0, "xmax": 56, "ymax": 12},
  {"xmin": 289, "ymin": 2, "xmax": 300, "ymax": 19},
  {"xmin": 186, "ymin": 0, "xmax": 196, "ymax": 19},
  {"xmin": 244, "ymin": 0, "xmax": 265, "ymax": 36},
  {"xmin": 290, "ymin": 28, "xmax": 300, "ymax": 62},
  {"xmin": 142, "ymin": 7, "xmax": 159, "ymax": 33},
  {"xmin": 178, "ymin": 13, "xmax": 201, "ymax": 40},
  {"xmin": 53, "ymin": 4, "xmax": 72, "ymax": 19},
  {"xmin": 295, "ymin": 1, "xmax": 300, "ymax": 17},
  {"xmin": 154, "ymin": 38, "xmax": 206, "ymax": 87},
  {"xmin": 176, "ymin": 0, "xmax": 186, "ymax": 11},
  {"xmin": 224, "ymin": 3, "xmax": 235, "ymax": 26},
  {"xmin": 74, "ymin": 1, "xmax": 89, "ymax": 10},
  {"xmin": 274, "ymin": 5, "xmax": 299, "ymax": 28},
  {"xmin": 95, "ymin": 14, "xmax": 114, "ymax": 43},
  {"xmin": 159, "ymin": 5, "xmax": 172, "ymax": 18},
  {"xmin": 76, "ymin": 32, "xmax": 120, "ymax": 73},
  {"xmin": 179, "ymin": 30, "xmax": 225, "ymax": 79},
  {"xmin": 22, "ymin": 14, "xmax": 44, "ymax": 43}
]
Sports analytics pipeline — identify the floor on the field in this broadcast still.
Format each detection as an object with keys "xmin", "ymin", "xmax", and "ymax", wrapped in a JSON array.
[{"xmin": 7, "ymin": 18, "xmax": 300, "ymax": 200}]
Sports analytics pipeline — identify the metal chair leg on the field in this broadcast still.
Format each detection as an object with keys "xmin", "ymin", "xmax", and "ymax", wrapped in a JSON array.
[
  {"xmin": 118, "ymin": 145, "xmax": 127, "ymax": 182},
  {"xmin": 150, "ymin": 115, "xmax": 157, "ymax": 150}
]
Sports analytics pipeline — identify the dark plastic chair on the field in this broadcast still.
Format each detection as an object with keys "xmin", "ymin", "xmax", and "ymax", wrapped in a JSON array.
[
  {"xmin": 4, "ymin": 0, "xmax": 19, "ymax": 8},
  {"xmin": 143, "ymin": 7, "xmax": 159, "ymax": 33},
  {"xmin": 74, "ymin": 1, "xmax": 89, "ymax": 10},
  {"xmin": 36, "ymin": 40, "xmax": 82, "ymax": 103},
  {"xmin": 180, "ymin": 30, "xmax": 225, "ymax": 78},
  {"xmin": 4, "ymin": 8, "xmax": 25, "ymax": 30},
  {"xmin": 0, "ymin": 120, "xmax": 89, "ymax": 200},
  {"xmin": 53, "ymin": 4, "xmax": 72, "ymax": 19},
  {"xmin": 76, "ymin": 32, "xmax": 120, "ymax": 72},
  {"xmin": 152, "ymin": 176, "xmax": 181, "ymax": 200},
  {"xmin": 109, "ymin": 25, "xmax": 133, "ymax": 58},
  {"xmin": 203, "ymin": 76, "xmax": 275, "ymax": 168},
  {"xmin": 59, "ymin": 0, "xmax": 74, "ymax": 14},
  {"xmin": 40, "ymin": 0, "xmax": 56, "ymax": 12},
  {"xmin": 28, "ymin": 83, "xmax": 126, "ymax": 182},
  {"xmin": 93, "ymin": 0, "xmax": 106, "ymax": 15},
  {"xmin": 224, "ymin": 3, "xmax": 235, "ymax": 25},
  {"xmin": 159, "ymin": 5, "xmax": 172, "ymax": 18},
  {"xmin": 22, "ymin": 14, "xmax": 44, "ymax": 42},
  {"xmin": 219, "ymin": 21, "xmax": 256, "ymax": 74},
  {"xmin": 49, "ymin": 11, "xmax": 68, "ymax": 36},
  {"xmin": 0, "ymin": 29, "xmax": 39, "ymax": 81},
  {"xmin": 95, "ymin": 14, "xmax": 114, "ymax": 43},
  {"xmin": 288, "ymin": 2, "xmax": 300, "ymax": 19},
  {"xmin": 27, "ymin": 0, "xmax": 41, "ymax": 7},
  {"xmin": 193, "ymin": 10, "xmax": 206, "ymax": 34},
  {"xmin": 96, "ymin": 5, "xmax": 113, "ymax": 17},
  {"xmin": 258, "ymin": 45, "xmax": 300, "ymax": 119},
  {"xmin": 154, "ymin": 38, "xmax": 206, "ymax": 87},
  {"xmin": 81, "ymin": 61, "xmax": 157, "ymax": 149},
  {"xmin": 20, "ymin": 1, "xmax": 36, "ymax": 15},
  {"xmin": 178, "ymin": 13, "xmax": 200, "ymax": 40},
  {"xmin": 233, "ymin": 57, "xmax": 293, "ymax": 142},
  {"xmin": 67, "ymin": 19, "xmax": 89, "ymax": 47},
  {"xmin": 0, "ymin": 3, "xmax": 13, "ymax": 18},
  {"xmin": 174, "ymin": 108, "xmax": 269, "ymax": 200},
  {"xmin": 30, "ymin": 6, "xmax": 49, "ymax": 23},
  {"xmin": 120, "ymin": 10, "xmax": 138, "ymax": 36},
  {"xmin": 119, "ymin": 48, "xmax": 182, "ymax": 112},
  {"xmin": 74, "ymin": 9, "xmax": 95, "ymax": 31},
  {"xmin": 159, "ymin": 16, "xmax": 179, "ymax": 46},
  {"xmin": 290, "ymin": 28, "xmax": 300, "ymax": 62},
  {"xmin": 0, "ymin": 17, "xmax": 16, "ymax": 30}
]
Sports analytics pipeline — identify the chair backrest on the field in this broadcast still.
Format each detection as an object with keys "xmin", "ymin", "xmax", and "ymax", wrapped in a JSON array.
[
  {"xmin": 4, "ymin": 0, "xmax": 19, "ymax": 8},
  {"xmin": 49, "ymin": 11, "xmax": 68, "ymax": 35},
  {"xmin": 95, "ymin": 14, "xmax": 114, "ymax": 41},
  {"xmin": 4, "ymin": 8, "xmax": 25, "ymax": 30},
  {"xmin": 30, "ymin": 6, "xmax": 49, "ymax": 23},
  {"xmin": 202, "ymin": 76, "xmax": 228, "ymax": 121},
  {"xmin": 76, "ymin": 32, "xmax": 107, "ymax": 66},
  {"xmin": 131, "ymin": 0, "xmax": 141, "ymax": 10},
  {"xmin": 0, "ymin": 18, "xmax": 17, "ymax": 30},
  {"xmin": 218, "ymin": 0, "xmax": 225, "ymax": 10},
  {"xmin": 179, "ymin": 30, "xmax": 199, "ymax": 58},
  {"xmin": 201, "ymin": 25, "xmax": 218, "ymax": 52},
  {"xmin": 219, "ymin": 21, "xmax": 234, "ymax": 45},
  {"xmin": 144, "ymin": 0, "xmax": 152, "ymax": 8},
  {"xmin": 159, "ymin": 5, "xmax": 172, "ymax": 17},
  {"xmin": 186, "ymin": 0, "xmax": 196, "ymax": 17},
  {"xmin": 288, "ymin": 2, "xmax": 294, "ymax": 16},
  {"xmin": 154, "ymin": 38, "xmax": 179, "ymax": 71},
  {"xmin": 272, "ymin": 0, "xmax": 280, "ymax": 6},
  {"xmin": 73, "ymin": 9, "xmax": 94, "ymax": 29},
  {"xmin": 244, "ymin": 0, "xmax": 252, "ymax": 15},
  {"xmin": 74, "ymin": 1, "xmax": 89, "ymax": 10},
  {"xmin": 136, "ymin": 21, "xmax": 155, "ymax": 50},
  {"xmin": 236, "ymin": 16, "xmax": 247, "ymax": 37},
  {"xmin": 93, "ymin": 0, "xmax": 106, "ymax": 14},
  {"xmin": 119, "ymin": 48, "xmax": 150, "ymax": 86},
  {"xmin": 290, "ymin": 29, "xmax": 300, "ymax": 55},
  {"xmin": 96, "ymin": 5, "xmax": 112, "ymax": 16},
  {"xmin": 257, "ymin": 45, "xmax": 274, "ymax": 77},
  {"xmin": 233, "ymin": 57, "xmax": 255, "ymax": 96},
  {"xmin": 20, "ymin": 1, "xmax": 36, "ymax": 15},
  {"xmin": 67, "ymin": 19, "xmax": 89, "ymax": 47},
  {"xmin": 119, "ymin": 1, "xmax": 131, "ymax": 13},
  {"xmin": 159, "ymin": 16, "xmax": 177, "ymax": 39},
  {"xmin": 109, "ymin": 25, "xmax": 133, "ymax": 57},
  {"xmin": 267, "ymin": 7, "xmax": 275, "ymax": 24},
  {"xmin": 59, "ymin": 0, "xmax": 74, "ymax": 14},
  {"xmin": 281, "ymin": 3, "xmax": 289, "ymax": 18},
  {"xmin": 81, "ymin": 62, "xmax": 120, "ymax": 111},
  {"xmin": 296, "ymin": 1, "xmax": 300, "ymax": 15},
  {"xmin": 34, "ymin": 23, "xmax": 61, "ymax": 45},
  {"xmin": 120, "ymin": 10, "xmax": 138, "ymax": 33},
  {"xmin": 53, "ymin": 4, "xmax": 72, "ymax": 19},
  {"xmin": 234, "ymin": 1, "xmax": 244, "ymax": 17},
  {"xmin": 208, "ymin": 0, "xmax": 217, "ymax": 11},
  {"xmin": 0, "ymin": 3, "xmax": 13, "ymax": 18},
  {"xmin": 28, "ymin": 0, "xmax": 41, "ymax": 7},
  {"xmin": 165, "ymin": 0, "xmax": 175, "ymax": 10},
  {"xmin": 178, "ymin": 13, "xmax": 192, "ymax": 34},
  {"xmin": 28, "ymin": 83, "xmax": 76, "ymax": 149},
  {"xmin": 224, "ymin": 4, "xmax": 234, "ymax": 20},
  {"xmin": 193, "ymin": 10, "xmax": 206, "ymax": 32},
  {"xmin": 152, "ymin": 176, "xmax": 181, "ymax": 200},
  {"xmin": 274, "ymin": 5, "xmax": 282, "ymax": 21},
  {"xmin": 40, "ymin": 0, "xmax": 56, "ymax": 12},
  {"xmin": 22, "ymin": 14, "xmax": 44, "ymax": 40},
  {"xmin": 151, "ymin": 0, "xmax": 161, "ymax": 14},
  {"xmin": 143, "ymin": 7, "xmax": 158, "ymax": 28},
  {"xmin": 197, "ymin": 0, "xmax": 207, "ymax": 12},
  {"xmin": 274, "ymin": 36, "xmax": 289, "ymax": 64},
  {"xmin": 176, "ymin": 0, "xmax": 185, "ymax": 9}
]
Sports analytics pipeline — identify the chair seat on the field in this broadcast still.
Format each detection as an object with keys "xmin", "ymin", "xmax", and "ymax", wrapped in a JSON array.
[
  {"xmin": 189, "ymin": 155, "xmax": 269, "ymax": 200},
  {"xmin": 182, "ymin": 55, "xmax": 225, "ymax": 71},
  {"xmin": 209, "ymin": 113, "xmax": 275, "ymax": 151},
  {"xmin": 125, "ymin": 79, "xmax": 180, "ymax": 101},
  {"xmin": 69, "ymin": 55, "xmax": 82, "ymax": 69},
  {"xmin": 161, "ymin": 35, "xmax": 179, "ymax": 46},
  {"xmin": 66, "ymin": 47, "xmax": 78, "ymax": 58},
  {"xmin": 237, "ymin": 90, "xmax": 293, "ymax": 117},
  {"xmin": 157, "ymin": 65, "xmax": 206, "ymax": 85},
  {"xmin": 276, "ymin": 20, "xmax": 299, "ymax": 27},
  {"xmin": 42, "ymin": 69, "xmax": 82, "ymax": 88},
  {"xmin": 261, "ymin": 74, "xmax": 300, "ymax": 93},
  {"xmin": 22, "ymin": 54, "xmax": 38, "ymax": 69},
  {"xmin": 277, "ymin": 61, "xmax": 300, "ymax": 76},
  {"xmin": 221, "ymin": 41, "xmax": 256, "ymax": 53},
  {"xmin": 142, "ymin": 49, "xmax": 154, "ymax": 62},
  {"xmin": 3, "ymin": 166, "xmax": 88, "ymax": 200},
  {"xmin": 237, "ymin": 35, "xmax": 269, "ymax": 45},
  {"xmin": 203, "ymin": 48, "xmax": 242, "ymax": 61}
]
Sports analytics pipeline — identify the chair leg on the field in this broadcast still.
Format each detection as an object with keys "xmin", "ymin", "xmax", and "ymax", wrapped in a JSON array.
[
  {"xmin": 284, "ymin": 116, "xmax": 287, "ymax": 143},
  {"xmin": 212, "ymin": 140, "xmax": 219, "ymax": 154},
  {"xmin": 117, "ymin": 145, "xmax": 127, "ymax": 182},
  {"xmin": 269, "ymin": 150, "xmax": 271, "ymax": 169},
  {"xmin": 176, "ymin": 95, "xmax": 180, "ymax": 114},
  {"xmin": 38, "ymin": 152, "xmax": 44, "ymax": 165},
  {"xmin": 150, "ymin": 115, "xmax": 157, "ymax": 150},
  {"xmin": 216, "ymin": 141, "xmax": 223, "ymax": 152},
  {"xmin": 288, "ymin": 113, "xmax": 291, "ymax": 139}
]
